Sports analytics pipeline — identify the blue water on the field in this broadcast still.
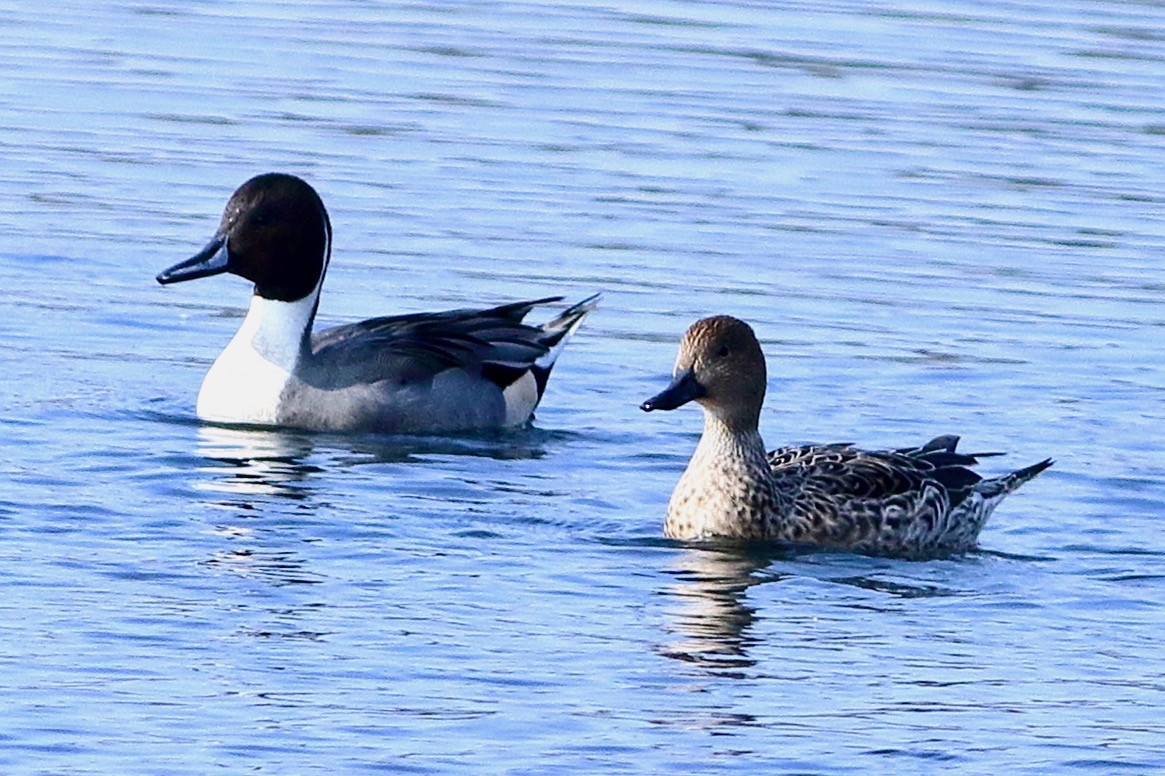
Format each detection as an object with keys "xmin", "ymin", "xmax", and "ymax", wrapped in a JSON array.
[{"xmin": 1, "ymin": 1, "xmax": 1163, "ymax": 773}]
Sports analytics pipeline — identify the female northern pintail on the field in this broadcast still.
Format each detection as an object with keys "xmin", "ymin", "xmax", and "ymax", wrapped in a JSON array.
[
  {"xmin": 157, "ymin": 173, "xmax": 599, "ymax": 433},
  {"xmin": 641, "ymin": 315, "xmax": 1052, "ymax": 557}
]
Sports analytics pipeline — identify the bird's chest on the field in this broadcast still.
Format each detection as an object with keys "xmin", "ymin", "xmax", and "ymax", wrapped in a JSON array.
[
  {"xmin": 665, "ymin": 456, "xmax": 772, "ymax": 540},
  {"xmin": 196, "ymin": 335, "xmax": 293, "ymax": 425}
]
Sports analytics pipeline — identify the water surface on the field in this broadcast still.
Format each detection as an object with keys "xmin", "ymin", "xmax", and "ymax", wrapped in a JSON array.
[{"xmin": 1, "ymin": 1, "xmax": 1163, "ymax": 773}]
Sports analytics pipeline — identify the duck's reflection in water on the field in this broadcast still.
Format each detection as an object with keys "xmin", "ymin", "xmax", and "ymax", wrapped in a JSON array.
[
  {"xmin": 659, "ymin": 545, "xmax": 789, "ymax": 676},
  {"xmin": 194, "ymin": 424, "xmax": 322, "ymax": 502},
  {"xmin": 190, "ymin": 423, "xmax": 555, "ymax": 589},
  {"xmin": 191, "ymin": 426, "xmax": 322, "ymax": 589},
  {"xmin": 193, "ymin": 423, "xmax": 555, "ymax": 501}
]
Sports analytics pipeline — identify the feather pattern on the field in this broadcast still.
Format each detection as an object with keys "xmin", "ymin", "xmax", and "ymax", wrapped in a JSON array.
[
  {"xmin": 765, "ymin": 436, "xmax": 1052, "ymax": 556},
  {"xmin": 306, "ymin": 296, "xmax": 570, "ymax": 386},
  {"xmin": 286, "ymin": 294, "xmax": 601, "ymax": 432},
  {"xmin": 643, "ymin": 316, "xmax": 1052, "ymax": 557}
]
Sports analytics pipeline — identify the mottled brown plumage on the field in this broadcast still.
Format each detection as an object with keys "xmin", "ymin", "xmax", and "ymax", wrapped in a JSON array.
[{"xmin": 642, "ymin": 316, "xmax": 1052, "ymax": 557}]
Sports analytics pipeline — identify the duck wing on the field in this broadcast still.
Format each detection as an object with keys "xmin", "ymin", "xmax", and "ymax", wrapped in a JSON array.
[
  {"xmin": 766, "ymin": 435, "xmax": 1005, "ymax": 554},
  {"xmin": 768, "ymin": 434, "xmax": 990, "ymax": 507},
  {"xmin": 306, "ymin": 296, "xmax": 582, "ymax": 389}
]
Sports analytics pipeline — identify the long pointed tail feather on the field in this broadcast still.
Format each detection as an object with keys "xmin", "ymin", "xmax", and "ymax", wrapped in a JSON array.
[
  {"xmin": 537, "ymin": 293, "xmax": 601, "ymax": 356},
  {"xmin": 975, "ymin": 458, "xmax": 1054, "ymax": 498},
  {"xmin": 529, "ymin": 293, "xmax": 601, "ymax": 399}
]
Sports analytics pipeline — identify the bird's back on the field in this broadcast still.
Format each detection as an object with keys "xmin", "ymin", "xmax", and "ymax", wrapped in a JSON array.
[
  {"xmin": 280, "ymin": 296, "xmax": 598, "ymax": 433},
  {"xmin": 767, "ymin": 435, "xmax": 1049, "ymax": 556}
]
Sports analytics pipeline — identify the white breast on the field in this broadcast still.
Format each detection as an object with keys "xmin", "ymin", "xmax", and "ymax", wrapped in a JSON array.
[{"xmin": 196, "ymin": 293, "xmax": 316, "ymax": 425}]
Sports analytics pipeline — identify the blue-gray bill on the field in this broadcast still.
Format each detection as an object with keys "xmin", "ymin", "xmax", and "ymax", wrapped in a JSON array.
[
  {"xmin": 157, "ymin": 236, "xmax": 229, "ymax": 285},
  {"xmin": 640, "ymin": 368, "xmax": 705, "ymax": 412}
]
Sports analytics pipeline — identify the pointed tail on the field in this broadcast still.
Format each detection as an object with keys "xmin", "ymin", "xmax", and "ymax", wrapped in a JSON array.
[
  {"xmin": 528, "ymin": 293, "xmax": 600, "ymax": 398},
  {"xmin": 537, "ymin": 293, "xmax": 601, "ymax": 362},
  {"xmin": 975, "ymin": 458, "xmax": 1053, "ymax": 499}
]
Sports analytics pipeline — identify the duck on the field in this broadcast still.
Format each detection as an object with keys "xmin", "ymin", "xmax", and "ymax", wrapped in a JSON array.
[
  {"xmin": 157, "ymin": 172, "xmax": 599, "ymax": 433},
  {"xmin": 641, "ymin": 315, "xmax": 1051, "ymax": 556}
]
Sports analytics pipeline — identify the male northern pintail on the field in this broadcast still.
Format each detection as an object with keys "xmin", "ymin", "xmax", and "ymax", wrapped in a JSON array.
[
  {"xmin": 157, "ymin": 173, "xmax": 599, "ymax": 433},
  {"xmin": 641, "ymin": 315, "xmax": 1052, "ymax": 557}
]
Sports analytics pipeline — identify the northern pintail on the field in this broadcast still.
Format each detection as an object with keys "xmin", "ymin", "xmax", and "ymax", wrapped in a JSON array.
[
  {"xmin": 157, "ymin": 173, "xmax": 599, "ymax": 433},
  {"xmin": 641, "ymin": 315, "xmax": 1051, "ymax": 556}
]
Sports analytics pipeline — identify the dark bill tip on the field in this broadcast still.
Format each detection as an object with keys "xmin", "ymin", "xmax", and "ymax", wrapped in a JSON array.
[
  {"xmin": 156, "ymin": 236, "xmax": 230, "ymax": 285},
  {"xmin": 640, "ymin": 368, "xmax": 705, "ymax": 412}
]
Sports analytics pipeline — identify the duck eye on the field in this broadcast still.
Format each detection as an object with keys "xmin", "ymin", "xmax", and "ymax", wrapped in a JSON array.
[
  {"xmin": 717, "ymin": 345, "xmax": 730, "ymax": 358},
  {"xmin": 249, "ymin": 208, "xmax": 276, "ymax": 228}
]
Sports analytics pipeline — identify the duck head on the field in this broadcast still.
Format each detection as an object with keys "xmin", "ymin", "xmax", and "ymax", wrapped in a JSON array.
[
  {"xmin": 157, "ymin": 173, "xmax": 332, "ymax": 303},
  {"xmin": 641, "ymin": 315, "xmax": 767, "ymax": 431}
]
